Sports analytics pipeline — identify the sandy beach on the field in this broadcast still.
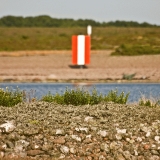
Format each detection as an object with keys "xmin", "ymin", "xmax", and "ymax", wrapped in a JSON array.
[{"xmin": 0, "ymin": 50, "xmax": 160, "ymax": 83}]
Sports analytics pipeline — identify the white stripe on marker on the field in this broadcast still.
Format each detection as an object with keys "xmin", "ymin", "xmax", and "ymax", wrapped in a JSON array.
[{"xmin": 77, "ymin": 35, "xmax": 85, "ymax": 65}]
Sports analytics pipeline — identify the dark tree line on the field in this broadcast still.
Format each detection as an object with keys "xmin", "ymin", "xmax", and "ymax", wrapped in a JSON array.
[{"xmin": 0, "ymin": 15, "xmax": 159, "ymax": 27}]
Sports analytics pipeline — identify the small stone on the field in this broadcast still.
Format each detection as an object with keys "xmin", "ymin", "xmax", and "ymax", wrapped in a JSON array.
[
  {"xmin": 99, "ymin": 155, "xmax": 106, "ymax": 160},
  {"xmin": 116, "ymin": 128, "xmax": 127, "ymax": 134},
  {"xmin": 34, "ymin": 134, "xmax": 44, "ymax": 140},
  {"xmin": 137, "ymin": 137, "xmax": 143, "ymax": 142},
  {"xmin": 151, "ymin": 150, "xmax": 159, "ymax": 155},
  {"xmin": 116, "ymin": 134, "xmax": 122, "ymax": 140},
  {"xmin": 8, "ymin": 132, "xmax": 19, "ymax": 141},
  {"xmin": 6, "ymin": 140, "xmax": 14, "ymax": 148},
  {"xmin": 53, "ymin": 137, "xmax": 66, "ymax": 144},
  {"xmin": 97, "ymin": 130, "xmax": 108, "ymax": 137},
  {"xmin": 0, "ymin": 151, "xmax": 4, "ymax": 158},
  {"xmin": 56, "ymin": 129, "xmax": 65, "ymax": 135},
  {"xmin": 83, "ymin": 138, "xmax": 92, "ymax": 144},
  {"xmin": 0, "ymin": 121, "xmax": 16, "ymax": 133},
  {"xmin": 110, "ymin": 141, "xmax": 120, "ymax": 150},
  {"xmin": 42, "ymin": 143, "xmax": 53, "ymax": 151},
  {"xmin": 87, "ymin": 156, "xmax": 92, "ymax": 160},
  {"xmin": 70, "ymin": 147, "xmax": 76, "ymax": 154},
  {"xmin": 146, "ymin": 131, "xmax": 151, "ymax": 137},
  {"xmin": 129, "ymin": 139, "xmax": 135, "ymax": 144},
  {"xmin": 144, "ymin": 144, "xmax": 150, "ymax": 150},
  {"xmin": 59, "ymin": 154, "xmax": 65, "ymax": 159},
  {"xmin": 123, "ymin": 151, "xmax": 131, "ymax": 159},
  {"xmin": 100, "ymin": 143, "xmax": 110, "ymax": 153},
  {"xmin": 1, "ymin": 144, "xmax": 7, "ymax": 150},
  {"xmin": 84, "ymin": 116, "xmax": 94, "ymax": 122},
  {"xmin": 154, "ymin": 136, "xmax": 160, "ymax": 142},
  {"xmin": 149, "ymin": 155, "xmax": 160, "ymax": 160},
  {"xmin": 86, "ymin": 134, "xmax": 92, "ymax": 139},
  {"xmin": 134, "ymin": 150, "xmax": 138, "ymax": 156},
  {"xmin": 116, "ymin": 154, "xmax": 125, "ymax": 160},
  {"xmin": 0, "ymin": 145, "xmax": 5, "ymax": 151},
  {"xmin": 71, "ymin": 135, "xmax": 81, "ymax": 142},
  {"xmin": 24, "ymin": 128, "xmax": 39, "ymax": 135},
  {"xmin": 60, "ymin": 145, "xmax": 69, "ymax": 154},
  {"xmin": 27, "ymin": 150, "xmax": 44, "ymax": 156},
  {"xmin": 140, "ymin": 126, "xmax": 149, "ymax": 132},
  {"xmin": 31, "ymin": 143, "xmax": 41, "ymax": 150},
  {"xmin": 126, "ymin": 138, "xmax": 130, "ymax": 142},
  {"xmin": 75, "ymin": 127, "xmax": 89, "ymax": 133}
]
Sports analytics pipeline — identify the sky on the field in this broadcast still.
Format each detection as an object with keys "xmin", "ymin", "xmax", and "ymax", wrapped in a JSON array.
[{"xmin": 0, "ymin": 0, "xmax": 160, "ymax": 25}]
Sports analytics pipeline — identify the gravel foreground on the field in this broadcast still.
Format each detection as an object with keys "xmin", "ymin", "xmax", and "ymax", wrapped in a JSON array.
[{"xmin": 0, "ymin": 102, "xmax": 160, "ymax": 160}]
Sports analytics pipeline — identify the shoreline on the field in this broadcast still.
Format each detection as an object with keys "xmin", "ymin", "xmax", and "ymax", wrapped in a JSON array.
[
  {"xmin": 0, "ymin": 50, "xmax": 160, "ymax": 84},
  {"xmin": 0, "ymin": 78, "xmax": 160, "ymax": 84}
]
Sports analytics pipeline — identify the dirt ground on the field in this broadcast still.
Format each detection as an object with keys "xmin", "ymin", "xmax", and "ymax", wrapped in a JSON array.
[{"xmin": 0, "ymin": 50, "xmax": 160, "ymax": 83}]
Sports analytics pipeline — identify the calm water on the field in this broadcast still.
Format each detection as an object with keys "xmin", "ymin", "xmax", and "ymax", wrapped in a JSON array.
[{"xmin": 0, "ymin": 83, "xmax": 160, "ymax": 103}]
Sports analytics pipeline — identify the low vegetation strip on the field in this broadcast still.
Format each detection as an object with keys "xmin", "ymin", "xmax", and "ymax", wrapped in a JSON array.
[
  {"xmin": 0, "ymin": 27, "xmax": 160, "ymax": 53},
  {"xmin": 0, "ymin": 87, "xmax": 159, "ymax": 107},
  {"xmin": 112, "ymin": 44, "xmax": 160, "ymax": 56}
]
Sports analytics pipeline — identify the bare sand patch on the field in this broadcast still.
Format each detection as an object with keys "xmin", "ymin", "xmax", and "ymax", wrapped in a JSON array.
[{"xmin": 0, "ymin": 50, "xmax": 160, "ymax": 83}]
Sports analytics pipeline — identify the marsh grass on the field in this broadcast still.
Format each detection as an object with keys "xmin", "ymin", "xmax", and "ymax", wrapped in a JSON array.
[
  {"xmin": 0, "ymin": 87, "xmax": 38, "ymax": 107},
  {"xmin": 0, "ymin": 87, "xmax": 23, "ymax": 107},
  {"xmin": 139, "ymin": 94, "xmax": 160, "ymax": 107},
  {"xmin": 103, "ymin": 90, "xmax": 130, "ymax": 104},
  {"xmin": 23, "ymin": 89, "xmax": 37, "ymax": 103}
]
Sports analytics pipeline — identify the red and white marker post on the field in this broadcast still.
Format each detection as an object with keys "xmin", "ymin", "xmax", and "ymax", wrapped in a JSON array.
[{"xmin": 72, "ymin": 26, "xmax": 92, "ymax": 66}]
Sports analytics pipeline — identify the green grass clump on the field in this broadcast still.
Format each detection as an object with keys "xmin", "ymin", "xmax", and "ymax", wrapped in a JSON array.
[
  {"xmin": 122, "ymin": 73, "xmax": 136, "ymax": 80},
  {"xmin": 41, "ymin": 87, "xmax": 129, "ymax": 105},
  {"xmin": 0, "ymin": 87, "xmax": 23, "ymax": 107},
  {"xmin": 104, "ymin": 90, "xmax": 130, "ymax": 104},
  {"xmin": 63, "ymin": 87, "xmax": 103, "ymax": 105},
  {"xmin": 139, "ymin": 96, "xmax": 160, "ymax": 107},
  {"xmin": 41, "ymin": 88, "xmax": 103, "ymax": 105},
  {"xmin": 112, "ymin": 44, "xmax": 160, "ymax": 56}
]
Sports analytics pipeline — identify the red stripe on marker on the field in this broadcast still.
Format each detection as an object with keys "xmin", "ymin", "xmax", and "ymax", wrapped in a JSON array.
[
  {"xmin": 85, "ymin": 36, "xmax": 90, "ymax": 64},
  {"xmin": 72, "ymin": 36, "xmax": 77, "ymax": 64}
]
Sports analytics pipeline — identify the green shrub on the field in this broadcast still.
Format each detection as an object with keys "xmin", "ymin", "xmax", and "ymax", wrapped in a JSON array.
[
  {"xmin": 122, "ymin": 73, "xmax": 136, "ymax": 80},
  {"xmin": 103, "ymin": 89, "xmax": 129, "ymax": 104},
  {"xmin": 139, "ymin": 96, "xmax": 160, "ymax": 107},
  {"xmin": 41, "ymin": 87, "xmax": 129, "ymax": 105},
  {"xmin": 63, "ymin": 87, "xmax": 90, "ymax": 105},
  {"xmin": 41, "ymin": 91, "xmax": 64, "ymax": 104},
  {"xmin": 112, "ymin": 44, "xmax": 160, "ymax": 56},
  {"xmin": 0, "ymin": 87, "xmax": 23, "ymax": 107}
]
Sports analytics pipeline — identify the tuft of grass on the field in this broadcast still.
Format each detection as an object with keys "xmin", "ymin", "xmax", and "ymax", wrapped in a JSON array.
[
  {"xmin": 41, "ymin": 87, "xmax": 129, "ymax": 105},
  {"xmin": 0, "ymin": 87, "xmax": 24, "ymax": 107},
  {"xmin": 29, "ymin": 120, "xmax": 39, "ymax": 125},
  {"xmin": 103, "ymin": 89, "xmax": 130, "ymax": 104},
  {"xmin": 122, "ymin": 73, "xmax": 136, "ymax": 80},
  {"xmin": 23, "ymin": 89, "xmax": 37, "ymax": 103},
  {"xmin": 139, "ymin": 95, "xmax": 160, "ymax": 107}
]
